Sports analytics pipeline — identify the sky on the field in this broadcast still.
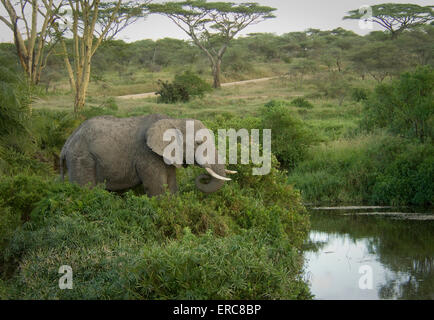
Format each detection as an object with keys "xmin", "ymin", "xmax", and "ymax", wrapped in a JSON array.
[{"xmin": 1, "ymin": 0, "xmax": 433, "ymax": 43}]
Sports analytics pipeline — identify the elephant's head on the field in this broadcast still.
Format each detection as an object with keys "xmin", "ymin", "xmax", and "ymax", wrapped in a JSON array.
[{"xmin": 146, "ymin": 118, "xmax": 234, "ymax": 193}]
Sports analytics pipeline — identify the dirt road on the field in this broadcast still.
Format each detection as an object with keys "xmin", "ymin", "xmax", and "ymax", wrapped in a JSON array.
[{"xmin": 116, "ymin": 76, "xmax": 277, "ymax": 100}]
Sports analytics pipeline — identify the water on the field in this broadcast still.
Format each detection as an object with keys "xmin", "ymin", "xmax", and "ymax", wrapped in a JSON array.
[{"xmin": 303, "ymin": 207, "xmax": 434, "ymax": 300}]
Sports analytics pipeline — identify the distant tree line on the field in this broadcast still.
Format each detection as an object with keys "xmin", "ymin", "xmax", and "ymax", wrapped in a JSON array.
[{"xmin": 2, "ymin": 24, "xmax": 427, "ymax": 82}]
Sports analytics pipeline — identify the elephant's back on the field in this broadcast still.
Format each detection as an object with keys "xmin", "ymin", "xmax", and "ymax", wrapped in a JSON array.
[{"xmin": 65, "ymin": 114, "xmax": 170, "ymax": 153}]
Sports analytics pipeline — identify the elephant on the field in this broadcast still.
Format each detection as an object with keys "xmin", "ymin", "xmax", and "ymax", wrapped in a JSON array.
[{"xmin": 60, "ymin": 114, "xmax": 235, "ymax": 196}]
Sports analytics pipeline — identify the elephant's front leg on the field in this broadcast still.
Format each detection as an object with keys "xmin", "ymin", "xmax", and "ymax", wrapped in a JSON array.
[
  {"xmin": 167, "ymin": 166, "xmax": 178, "ymax": 194},
  {"xmin": 136, "ymin": 159, "xmax": 174, "ymax": 197}
]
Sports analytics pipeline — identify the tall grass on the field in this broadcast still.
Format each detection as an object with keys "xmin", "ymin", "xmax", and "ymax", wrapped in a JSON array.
[{"xmin": 288, "ymin": 133, "xmax": 433, "ymax": 206}]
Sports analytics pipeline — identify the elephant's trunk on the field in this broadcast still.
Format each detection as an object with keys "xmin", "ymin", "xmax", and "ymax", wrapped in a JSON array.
[{"xmin": 195, "ymin": 163, "xmax": 227, "ymax": 194}]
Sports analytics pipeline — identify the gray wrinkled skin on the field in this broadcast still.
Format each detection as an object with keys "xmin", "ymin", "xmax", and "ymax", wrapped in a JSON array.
[{"xmin": 60, "ymin": 114, "xmax": 227, "ymax": 196}]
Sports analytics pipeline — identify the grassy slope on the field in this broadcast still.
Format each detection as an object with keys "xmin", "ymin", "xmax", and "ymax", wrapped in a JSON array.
[
  {"xmin": 33, "ymin": 72, "xmax": 364, "ymax": 142},
  {"xmin": 33, "ymin": 67, "xmax": 432, "ymax": 208}
]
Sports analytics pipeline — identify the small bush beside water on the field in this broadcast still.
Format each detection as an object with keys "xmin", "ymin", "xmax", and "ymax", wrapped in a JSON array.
[
  {"xmin": 261, "ymin": 105, "xmax": 318, "ymax": 169},
  {"xmin": 288, "ymin": 134, "xmax": 434, "ymax": 206},
  {"xmin": 361, "ymin": 66, "xmax": 433, "ymax": 143}
]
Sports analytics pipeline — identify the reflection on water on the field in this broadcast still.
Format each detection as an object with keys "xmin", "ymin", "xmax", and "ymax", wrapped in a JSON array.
[{"xmin": 304, "ymin": 209, "xmax": 434, "ymax": 300}]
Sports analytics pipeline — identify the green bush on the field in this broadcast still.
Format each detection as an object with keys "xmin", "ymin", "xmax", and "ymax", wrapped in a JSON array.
[
  {"xmin": 128, "ymin": 228, "xmax": 311, "ymax": 299},
  {"xmin": 291, "ymin": 97, "xmax": 314, "ymax": 109},
  {"xmin": 372, "ymin": 144, "xmax": 434, "ymax": 206},
  {"xmin": 0, "ymin": 57, "xmax": 36, "ymax": 175},
  {"xmin": 0, "ymin": 207, "xmax": 20, "ymax": 250},
  {"xmin": 156, "ymin": 71, "xmax": 212, "ymax": 103},
  {"xmin": 264, "ymin": 99, "xmax": 290, "ymax": 109},
  {"xmin": 288, "ymin": 133, "xmax": 434, "ymax": 206},
  {"xmin": 156, "ymin": 79, "xmax": 189, "ymax": 103},
  {"xmin": 0, "ymin": 59, "xmax": 31, "ymax": 138},
  {"xmin": 261, "ymin": 105, "xmax": 317, "ymax": 169},
  {"xmin": 100, "ymin": 97, "xmax": 118, "ymax": 111},
  {"xmin": 351, "ymin": 87, "xmax": 369, "ymax": 102},
  {"xmin": 32, "ymin": 110, "xmax": 81, "ymax": 155},
  {"xmin": 361, "ymin": 66, "xmax": 434, "ymax": 142},
  {"xmin": 0, "ymin": 157, "xmax": 310, "ymax": 299},
  {"xmin": 206, "ymin": 104, "xmax": 317, "ymax": 171},
  {"xmin": 0, "ymin": 148, "xmax": 52, "ymax": 177}
]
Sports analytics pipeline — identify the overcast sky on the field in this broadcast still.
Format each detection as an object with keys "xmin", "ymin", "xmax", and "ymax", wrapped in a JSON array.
[{"xmin": 1, "ymin": 0, "xmax": 433, "ymax": 43}]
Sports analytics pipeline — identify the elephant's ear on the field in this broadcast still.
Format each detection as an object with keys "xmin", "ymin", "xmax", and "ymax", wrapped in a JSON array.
[{"xmin": 146, "ymin": 119, "xmax": 184, "ymax": 168}]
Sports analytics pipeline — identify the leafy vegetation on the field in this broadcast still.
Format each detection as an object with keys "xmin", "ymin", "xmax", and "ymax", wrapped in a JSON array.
[
  {"xmin": 361, "ymin": 66, "xmax": 433, "ymax": 142},
  {"xmin": 0, "ymin": 1, "xmax": 433, "ymax": 300},
  {"xmin": 288, "ymin": 134, "xmax": 433, "ymax": 206},
  {"xmin": 261, "ymin": 105, "xmax": 317, "ymax": 169},
  {"xmin": 0, "ymin": 157, "xmax": 310, "ymax": 299},
  {"xmin": 156, "ymin": 71, "xmax": 212, "ymax": 103}
]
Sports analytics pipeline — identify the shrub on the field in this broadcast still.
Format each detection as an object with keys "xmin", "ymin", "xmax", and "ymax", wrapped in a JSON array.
[
  {"xmin": 0, "ymin": 207, "xmax": 20, "ymax": 250},
  {"xmin": 0, "ymin": 157, "xmax": 310, "ymax": 299},
  {"xmin": 261, "ymin": 105, "xmax": 317, "ymax": 169},
  {"xmin": 351, "ymin": 87, "xmax": 369, "ymax": 102},
  {"xmin": 0, "ymin": 175, "xmax": 55, "ymax": 221},
  {"xmin": 206, "ymin": 104, "xmax": 317, "ymax": 170},
  {"xmin": 291, "ymin": 97, "xmax": 314, "ymax": 109},
  {"xmin": 313, "ymin": 73, "xmax": 351, "ymax": 105},
  {"xmin": 0, "ymin": 148, "xmax": 52, "ymax": 176},
  {"xmin": 156, "ymin": 71, "xmax": 212, "ymax": 103},
  {"xmin": 100, "ymin": 97, "xmax": 118, "ymax": 111},
  {"xmin": 288, "ymin": 133, "xmax": 434, "ymax": 206},
  {"xmin": 264, "ymin": 99, "xmax": 289, "ymax": 109},
  {"xmin": 372, "ymin": 143, "xmax": 434, "ymax": 206},
  {"xmin": 361, "ymin": 66, "xmax": 434, "ymax": 142},
  {"xmin": 0, "ymin": 57, "xmax": 35, "ymax": 174},
  {"xmin": 127, "ymin": 228, "xmax": 311, "ymax": 299},
  {"xmin": 156, "ymin": 79, "xmax": 189, "ymax": 103},
  {"xmin": 32, "ymin": 110, "xmax": 80, "ymax": 155},
  {"xmin": 0, "ymin": 59, "xmax": 31, "ymax": 138}
]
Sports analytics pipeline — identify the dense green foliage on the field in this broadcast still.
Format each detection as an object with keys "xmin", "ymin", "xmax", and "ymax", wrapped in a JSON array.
[
  {"xmin": 361, "ymin": 66, "xmax": 433, "ymax": 142},
  {"xmin": 1, "ymin": 23, "xmax": 431, "ymax": 94},
  {"xmin": 1, "ymin": 12, "xmax": 433, "ymax": 299},
  {"xmin": 0, "ymin": 61, "xmax": 312, "ymax": 298},
  {"xmin": 156, "ymin": 71, "xmax": 212, "ymax": 103},
  {"xmin": 0, "ymin": 63, "xmax": 30, "ymax": 138},
  {"xmin": 344, "ymin": 3, "xmax": 434, "ymax": 39},
  {"xmin": 261, "ymin": 105, "xmax": 317, "ymax": 169},
  {"xmin": 0, "ymin": 55, "xmax": 50, "ymax": 176},
  {"xmin": 0, "ymin": 156, "xmax": 311, "ymax": 298},
  {"xmin": 290, "ymin": 97, "xmax": 314, "ymax": 109},
  {"xmin": 288, "ymin": 66, "xmax": 434, "ymax": 206},
  {"xmin": 288, "ymin": 134, "xmax": 433, "ymax": 206}
]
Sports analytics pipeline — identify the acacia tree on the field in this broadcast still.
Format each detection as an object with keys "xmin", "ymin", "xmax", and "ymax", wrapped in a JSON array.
[
  {"xmin": 344, "ymin": 3, "xmax": 434, "ymax": 39},
  {"xmin": 0, "ymin": 0, "xmax": 63, "ymax": 85},
  {"xmin": 348, "ymin": 41, "xmax": 404, "ymax": 82},
  {"xmin": 147, "ymin": 1, "xmax": 276, "ymax": 88},
  {"xmin": 53, "ymin": 0, "xmax": 147, "ymax": 113}
]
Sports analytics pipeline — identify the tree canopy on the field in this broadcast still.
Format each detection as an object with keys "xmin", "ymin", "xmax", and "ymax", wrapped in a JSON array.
[
  {"xmin": 344, "ymin": 3, "xmax": 434, "ymax": 38},
  {"xmin": 147, "ymin": 0, "xmax": 276, "ymax": 88}
]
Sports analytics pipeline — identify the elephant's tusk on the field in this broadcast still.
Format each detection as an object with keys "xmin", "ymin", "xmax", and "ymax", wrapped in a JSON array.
[
  {"xmin": 225, "ymin": 169, "xmax": 238, "ymax": 174},
  {"xmin": 205, "ymin": 168, "xmax": 232, "ymax": 181}
]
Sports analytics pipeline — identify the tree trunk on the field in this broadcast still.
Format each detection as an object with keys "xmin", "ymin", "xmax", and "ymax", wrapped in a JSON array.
[
  {"xmin": 74, "ymin": 90, "xmax": 86, "ymax": 113},
  {"xmin": 212, "ymin": 60, "xmax": 222, "ymax": 89}
]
